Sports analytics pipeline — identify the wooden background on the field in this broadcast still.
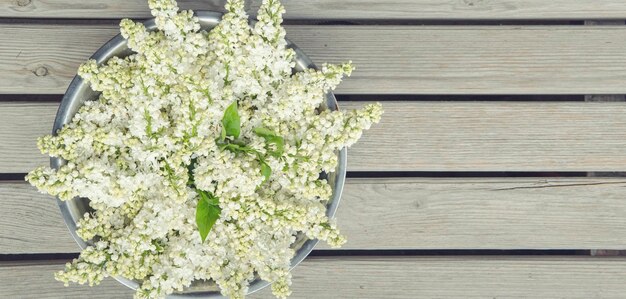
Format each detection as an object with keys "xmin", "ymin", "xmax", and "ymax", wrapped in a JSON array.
[{"xmin": 2, "ymin": 0, "xmax": 626, "ymax": 298}]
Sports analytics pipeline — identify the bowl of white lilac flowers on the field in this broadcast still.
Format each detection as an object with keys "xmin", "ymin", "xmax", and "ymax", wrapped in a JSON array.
[{"xmin": 26, "ymin": 0, "xmax": 382, "ymax": 298}]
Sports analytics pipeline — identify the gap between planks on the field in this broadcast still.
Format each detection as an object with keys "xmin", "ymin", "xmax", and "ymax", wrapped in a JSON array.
[
  {"xmin": 5, "ymin": 177, "xmax": 626, "ymax": 254},
  {"xmin": 3, "ymin": 256, "xmax": 626, "ymax": 298}
]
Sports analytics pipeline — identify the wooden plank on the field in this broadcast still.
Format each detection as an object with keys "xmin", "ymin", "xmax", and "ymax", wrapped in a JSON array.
[
  {"xmin": 583, "ymin": 21, "xmax": 626, "ymax": 101},
  {"xmin": 4, "ymin": 1, "xmax": 626, "ymax": 20},
  {"xmin": 6, "ymin": 101, "xmax": 626, "ymax": 173},
  {"xmin": 332, "ymin": 178, "xmax": 626, "ymax": 250},
  {"xmin": 5, "ymin": 177, "xmax": 626, "ymax": 254},
  {"xmin": 0, "ymin": 182, "xmax": 72, "ymax": 254},
  {"xmin": 3, "ymin": 257, "xmax": 626, "ymax": 298},
  {"xmin": 346, "ymin": 101, "xmax": 626, "ymax": 171},
  {"xmin": 0, "ymin": 102, "xmax": 55, "ymax": 174},
  {"xmin": 4, "ymin": 25, "xmax": 626, "ymax": 95},
  {"xmin": 0, "ymin": 261, "xmax": 134, "ymax": 299}
]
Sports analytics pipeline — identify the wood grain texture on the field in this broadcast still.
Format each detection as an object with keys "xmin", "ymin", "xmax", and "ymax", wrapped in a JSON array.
[
  {"xmin": 3, "ymin": 0, "xmax": 626, "ymax": 20},
  {"xmin": 0, "ymin": 261, "xmax": 134, "ymax": 299},
  {"xmin": 0, "ymin": 102, "xmax": 56, "ymax": 174},
  {"xmin": 0, "ymin": 182, "xmax": 71, "ymax": 254},
  {"xmin": 4, "ymin": 25, "xmax": 626, "ymax": 95},
  {"xmin": 6, "ymin": 101, "xmax": 626, "ymax": 173},
  {"xmin": 345, "ymin": 101, "xmax": 626, "ymax": 171},
  {"xmin": 5, "ymin": 178, "xmax": 626, "ymax": 254},
  {"xmin": 4, "ymin": 257, "xmax": 626, "ymax": 298}
]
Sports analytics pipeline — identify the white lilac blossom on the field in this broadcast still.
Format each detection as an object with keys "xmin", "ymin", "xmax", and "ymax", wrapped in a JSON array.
[{"xmin": 26, "ymin": 0, "xmax": 382, "ymax": 298}]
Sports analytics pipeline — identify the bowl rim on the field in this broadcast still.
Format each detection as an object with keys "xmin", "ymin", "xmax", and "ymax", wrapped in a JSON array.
[{"xmin": 51, "ymin": 10, "xmax": 347, "ymax": 298}]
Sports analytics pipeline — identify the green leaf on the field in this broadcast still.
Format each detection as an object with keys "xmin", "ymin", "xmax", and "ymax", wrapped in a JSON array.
[
  {"xmin": 254, "ymin": 127, "xmax": 284, "ymax": 157},
  {"xmin": 267, "ymin": 136, "xmax": 284, "ymax": 157},
  {"xmin": 260, "ymin": 161, "xmax": 272, "ymax": 183},
  {"xmin": 253, "ymin": 127, "xmax": 275, "ymax": 138},
  {"xmin": 219, "ymin": 143, "xmax": 239, "ymax": 152},
  {"xmin": 219, "ymin": 126, "xmax": 226, "ymax": 142},
  {"xmin": 198, "ymin": 189, "xmax": 220, "ymax": 206},
  {"xmin": 196, "ymin": 190, "xmax": 221, "ymax": 243},
  {"xmin": 222, "ymin": 101, "xmax": 241, "ymax": 139},
  {"xmin": 220, "ymin": 143, "xmax": 258, "ymax": 155}
]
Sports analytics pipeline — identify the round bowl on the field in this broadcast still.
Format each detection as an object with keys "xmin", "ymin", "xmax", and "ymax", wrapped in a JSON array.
[{"xmin": 51, "ymin": 11, "xmax": 347, "ymax": 298}]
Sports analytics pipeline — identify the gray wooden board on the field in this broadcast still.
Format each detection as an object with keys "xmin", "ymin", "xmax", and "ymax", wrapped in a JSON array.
[
  {"xmin": 4, "ymin": 0, "xmax": 626, "ymax": 20},
  {"xmin": 5, "ymin": 101, "xmax": 626, "ymax": 173},
  {"xmin": 5, "ymin": 178, "xmax": 626, "ymax": 254},
  {"xmin": 3, "ymin": 257, "xmax": 626, "ymax": 298},
  {"xmin": 4, "ymin": 1, "xmax": 626, "ymax": 298},
  {"xmin": 4, "ymin": 25, "xmax": 626, "ymax": 94}
]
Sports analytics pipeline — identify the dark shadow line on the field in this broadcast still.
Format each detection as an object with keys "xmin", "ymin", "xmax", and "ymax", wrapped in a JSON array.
[
  {"xmin": 0, "ymin": 172, "xmax": 599, "ymax": 182},
  {"xmin": 309, "ymin": 249, "xmax": 591, "ymax": 256},
  {"xmin": 0, "ymin": 253, "xmax": 78, "ymax": 262},
  {"xmin": 0, "ymin": 94, "xmax": 61, "ymax": 102},
  {"xmin": 0, "ymin": 173, "xmax": 27, "ymax": 181},
  {"xmin": 0, "ymin": 172, "xmax": 593, "ymax": 181},
  {"xmin": 0, "ymin": 249, "xmax": 592, "ymax": 263},
  {"xmin": 347, "ymin": 172, "xmax": 589, "ymax": 178},
  {"xmin": 336, "ymin": 94, "xmax": 586, "ymax": 102},
  {"xmin": 0, "ymin": 94, "xmax": 591, "ymax": 103}
]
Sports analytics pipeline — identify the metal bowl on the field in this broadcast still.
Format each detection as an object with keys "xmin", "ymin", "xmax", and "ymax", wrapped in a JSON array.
[{"xmin": 51, "ymin": 11, "xmax": 347, "ymax": 298}]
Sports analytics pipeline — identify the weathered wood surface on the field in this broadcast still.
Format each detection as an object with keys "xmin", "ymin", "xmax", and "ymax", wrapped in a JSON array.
[
  {"xmin": 3, "ymin": 257, "xmax": 626, "ymax": 298},
  {"xmin": 4, "ymin": 0, "xmax": 626, "ymax": 20},
  {"xmin": 3, "ymin": 1, "xmax": 626, "ymax": 298},
  {"xmin": 5, "ymin": 101, "xmax": 626, "ymax": 173},
  {"xmin": 5, "ymin": 178, "xmax": 626, "ymax": 254},
  {"xmin": 4, "ymin": 25, "xmax": 626, "ymax": 95},
  {"xmin": 0, "ymin": 102, "xmax": 55, "ymax": 173}
]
